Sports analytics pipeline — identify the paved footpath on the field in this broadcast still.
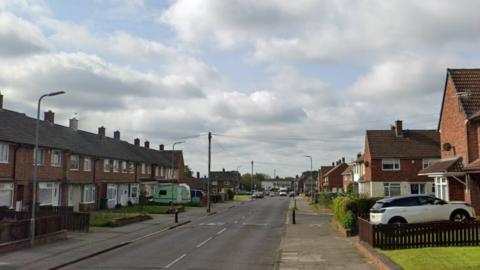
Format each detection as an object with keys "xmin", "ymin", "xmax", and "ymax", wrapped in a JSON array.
[
  {"xmin": 0, "ymin": 202, "xmax": 241, "ymax": 270},
  {"xmin": 277, "ymin": 197, "xmax": 375, "ymax": 270}
]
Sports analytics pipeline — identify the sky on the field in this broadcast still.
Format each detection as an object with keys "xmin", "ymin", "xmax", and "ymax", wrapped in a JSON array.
[{"xmin": 1, "ymin": 0, "xmax": 480, "ymax": 178}]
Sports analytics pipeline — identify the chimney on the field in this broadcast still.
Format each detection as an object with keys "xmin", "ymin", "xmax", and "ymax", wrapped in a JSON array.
[
  {"xmin": 98, "ymin": 126, "xmax": 105, "ymax": 137},
  {"xmin": 395, "ymin": 120, "xmax": 403, "ymax": 137},
  {"xmin": 197, "ymin": 172, "xmax": 200, "ymax": 179},
  {"xmin": 113, "ymin": 130, "xmax": 120, "ymax": 140},
  {"xmin": 144, "ymin": 140, "xmax": 150, "ymax": 149},
  {"xmin": 134, "ymin": 138, "xmax": 140, "ymax": 146},
  {"xmin": 0, "ymin": 92, "xmax": 3, "ymax": 109},
  {"xmin": 44, "ymin": 110, "xmax": 55, "ymax": 124},
  {"xmin": 332, "ymin": 162, "xmax": 335, "ymax": 166},
  {"xmin": 159, "ymin": 144, "xmax": 164, "ymax": 151},
  {"xmin": 357, "ymin": 152, "xmax": 361, "ymax": 158},
  {"xmin": 69, "ymin": 118, "xmax": 78, "ymax": 130},
  {"xmin": 342, "ymin": 157, "xmax": 345, "ymax": 163},
  {"xmin": 222, "ymin": 168, "xmax": 225, "ymax": 172}
]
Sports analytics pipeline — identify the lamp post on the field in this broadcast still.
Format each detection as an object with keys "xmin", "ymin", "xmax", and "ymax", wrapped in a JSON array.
[
  {"xmin": 31, "ymin": 91, "xmax": 65, "ymax": 247},
  {"xmin": 304, "ymin": 155, "xmax": 313, "ymax": 203},
  {"xmin": 171, "ymin": 141, "xmax": 185, "ymax": 207}
]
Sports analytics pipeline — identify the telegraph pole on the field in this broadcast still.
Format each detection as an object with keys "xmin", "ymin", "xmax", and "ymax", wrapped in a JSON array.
[
  {"xmin": 207, "ymin": 132, "xmax": 212, "ymax": 213},
  {"xmin": 250, "ymin": 160, "xmax": 254, "ymax": 200}
]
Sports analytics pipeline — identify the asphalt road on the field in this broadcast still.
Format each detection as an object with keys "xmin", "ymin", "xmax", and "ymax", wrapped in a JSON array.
[{"xmin": 64, "ymin": 196, "xmax": 290, "ymax": 270}]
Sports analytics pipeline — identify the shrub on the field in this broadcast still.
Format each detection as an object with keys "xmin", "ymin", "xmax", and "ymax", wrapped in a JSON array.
[
  {"xmin": 318, "ymin": 192, "xmax": 334, "ymax": 208},
  {"xmin": 332, "ymin": 195, "xmax": 381, "ymax": 232},
  {"xmin": 226, "ymin": 189, "xmax": 234, "ymax": 201}
]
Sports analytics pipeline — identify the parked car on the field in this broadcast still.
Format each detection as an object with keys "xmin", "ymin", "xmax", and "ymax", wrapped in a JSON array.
[
  {"xmin": 279, "ymin": 188, "xmax": 288, "ymax": 196},
  {"xmin": 251, "ymin": 191, "xmax": 264, "ymax": 199},
  {"xmin": 370, "ymin": 195, "xmax": 476, "ymax": 224}
]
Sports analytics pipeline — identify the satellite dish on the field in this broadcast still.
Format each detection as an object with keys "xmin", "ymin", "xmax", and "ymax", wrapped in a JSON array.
[{"xmin": 443, "ymin": 143, "xmax": 452, "ymax": 151}]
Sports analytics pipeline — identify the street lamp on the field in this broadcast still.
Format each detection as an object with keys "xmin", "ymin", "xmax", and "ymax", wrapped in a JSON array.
[
  {"xmin": 31, "ymin": 91, "xmax": 65, "ymax": 247},
  {"xmin": 304, "ymin": 155, "xmax": 313, "ymax": 203},
  {"xmin": 171, "ymin": 141, "xmax": 185, "ymax": 206}
]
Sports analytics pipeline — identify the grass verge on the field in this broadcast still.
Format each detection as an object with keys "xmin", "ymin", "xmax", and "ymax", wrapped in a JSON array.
[
  {"xmin": 381, "ymin": 247, "xmax": 480, "ymax": 270},
  {"xmin": 234, "ymin": 195, "xmax": 251, "ymax": 201}
]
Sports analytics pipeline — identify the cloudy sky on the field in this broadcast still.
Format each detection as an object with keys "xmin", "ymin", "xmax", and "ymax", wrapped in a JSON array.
[{"xmin": 1, "ymin": 0, "xmax": 480, "ymax": 177}]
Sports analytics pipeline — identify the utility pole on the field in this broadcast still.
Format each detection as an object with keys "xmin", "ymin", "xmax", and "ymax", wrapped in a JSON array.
[
  {"xmin": 250, "ymin": 160, "xmax": 254, "ymax": 200},
  {"xmin": 207, "ymin": 132, "xmax": 212, "ymax": 213}
]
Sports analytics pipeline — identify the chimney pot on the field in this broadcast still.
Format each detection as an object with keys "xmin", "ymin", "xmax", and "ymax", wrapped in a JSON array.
[
  {"xmin": 44, "ymin": 110, "xmax": 55, "ymax": 124},
  {"xmin": 342, "ymin": 157, "xmax": 345, "ymax": 163},
  {"xmin": 113, "ymin": 130, "xmax": 120, "ymax": 140},
  {"xmin": 98, "ymin": 126, "xmax": 106, "ymax": 136},
  {"xmin": 159, "ymin": 144, "xmax": 164, "ymax": 151},
  {"xmin": 69, "ymin": 118, "xmax": 78, "ymax": 130},
  {"xmin": 222, "ymin": 168, "xmax": 225, "ymax": 172},
  {"xmin": 144, "ymin": 140, "xmax": 150, "ymax": 149},
  {"xmin": 134, "ymin": 138, "xmax": 140, "ymax": 146},
  {"xmin": 357, "ymin": 152, "xmax": 361, "ymax": 158},
  {"xmin": 197, "ymin": 172, "xmax": 200, "ymax": 179},
  {"xmin": 0, "ymin": 92, "xmax": 3, "ymax": 109},
  {"xmin": 395, "ymin": 120, "xmax": 403, "ymax": 137}
]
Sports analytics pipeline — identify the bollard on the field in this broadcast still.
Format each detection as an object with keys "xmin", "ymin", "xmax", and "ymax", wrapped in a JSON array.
[
  {"xmin": 292, "ymin": 208, "xmax": 296, "ymax": 224},
  {"xmin": 175, "ymin": 209, "xmax": 178, "ymax": 223}
]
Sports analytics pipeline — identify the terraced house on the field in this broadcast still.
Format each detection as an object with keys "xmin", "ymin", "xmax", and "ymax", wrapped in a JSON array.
[
  {"xmin": 360, "ymin": 120, "xmax": 440, "ymax": 197},
  {"xmin": 420, "ymin": 68, "xmax": 480, "ymax": 213},
  {"xmin": 0, "ymin": 94, "xmax": 184, "ymax": 211}
]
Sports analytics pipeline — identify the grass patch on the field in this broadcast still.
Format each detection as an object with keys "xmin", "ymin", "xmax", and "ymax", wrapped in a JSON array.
[
  {"xmin": 381, "ymin": 247, "xmax": 480, "ymax": 270},
  {"xmin": 90, "ymin": 212, "xmax": 140, "ymax": 227},
  {"xmin": 110, "ymin": 205, "xmax": 172, "ymax": 214},
  {"xmin": 234, "ymin": 195, "xmax": 251, "ymax": 201}
]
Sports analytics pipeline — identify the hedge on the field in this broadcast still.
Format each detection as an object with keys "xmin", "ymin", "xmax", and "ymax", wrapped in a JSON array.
[{"xmin": 332, "ymin": 195, "xmax": 381, "ymax": 232}]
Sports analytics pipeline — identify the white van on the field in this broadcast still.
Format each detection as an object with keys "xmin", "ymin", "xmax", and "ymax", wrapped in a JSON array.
[{"xmin": 279, "ymin": 188, "xmax": 288, "ymax": 196}]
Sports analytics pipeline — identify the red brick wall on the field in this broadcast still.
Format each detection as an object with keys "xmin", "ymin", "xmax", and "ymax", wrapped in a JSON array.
[
  {"xmin": 66, "ymin": 155, "xmax": 94, "ymax": 183},
  {"xmin": 448, "ymin": 177, "xmax": 465, "ymax": 201},
  {"xmin": 468, "ymin": 175, "xmax": 480, "ymax": 214},
  {"xmin": 364, "ymin": 137, "xmax": 372, "ymax": 181},
  {"xmin": 467, "ymin": 123, "xmax": 479, "ymax": 162},
  {"xmin": 440, "ymin": 78, "xmax": 469, "ymax": 161},
  {"xmin": 369, "ymin": 159, "xmax": 432, "ymax": 182},
  {"xmin": 95, "ymin": 159, "xmax": 136, "ymax": 183}
]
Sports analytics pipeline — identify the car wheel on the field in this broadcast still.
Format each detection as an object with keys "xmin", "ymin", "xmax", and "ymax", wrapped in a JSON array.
[
  {"xmin": 388, "ymin": 217, "xmax": 407, "ymax": 224},
  {"xmin": 450, "ymin": 210, "xmax": 470, "ymax": 222}
]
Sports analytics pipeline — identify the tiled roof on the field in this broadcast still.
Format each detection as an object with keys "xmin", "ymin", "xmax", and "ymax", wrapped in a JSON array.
[
  {"xmin": 465, "ymin": 159, "xmax": 480, "ymax": 171},
  {"xmin": 341, "ymin": 165, "xmax": 353, "ymax": 175},
  {"xmin": 366, "ymin": 129, "xmax": 440, "ymax": 159},
  {"xmin": 448, "ymin": 69, "xmax": 480, "ymax": 118},
  {"xmin": 324, "ymin": 163, "xmax": 348, "ymax": 178},
  {"xmin": 419, "ymin": 157, "xmax": 463, "ymax": 174},
  {"xmin": 0, "ymin": 109, "xmax": 181, "ymax": 167},
  {"xmin": 210, "ymin": 171, "xmax": 240, "ymax": 182}
]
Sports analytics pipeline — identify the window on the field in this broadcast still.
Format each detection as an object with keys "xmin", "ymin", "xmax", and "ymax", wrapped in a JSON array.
[
  {"xmin": 382, "ymin": 159, "xmax": 400, "ymax": 171},
  {"xmin": 435, "ymin": 176, "xmax": 449, "ymax": 201},
  {"xmin": 33, "ymin": 148, "xmax": 45, "ymax": 165},
  {"xmin": 384, "ymin": 183, "xmax": 401, "ymax": 197},
  {"xmin": 155, "ymin": 166, "xmax": 159, "ymax": 177},
  {"xmin": 121, "ymin": 161, "xmax": 127, "ymax": 173},
  {"xmin": 423, "ymin": 158, "xmax": 440, "ymax": 169},
  {"xmin": 141, "ymin": 163, "xmax": 146, "ymax": 174},
  {"xmin": 159, "ymin": 190, "xmax": 167, "ymax": 195},
  {"xmin": 84, "ymin": 157, "xmax": 91, "ymax": 172},
  {"xmin": 104, "ymin": 159, "xmax": 110, "ymax": 172},
  {"xmin": 70, "ymin": 155, "xmax": 79, "ymax": 171},
  {"xmin": 391, "ymin": 197, "xmax": 419, "ymax": 207},
  {"xmin": 130, "ymin": 184, "xmax": 138, "ymax": 199},
  {"xmin": 38, "ymin": 183, "xmax": 58, "ymax": 206},
  {"xmin": 147, "ymin": 164, "xmax": 151, "ymax": 175},
  {"xmin": 83, "ymin": 184, "xmax": 96, "ymax": 203},
  {"xmin": 113, "ymin": 160, "xmax": 119, "ymax": 172},
  {"xmin": 160, "ymin": 167, "xmax": 165, "ymax": 177},
  {"xmin": 107, "ymin": 184, "xmax": 117, "ymax": 201},
  {"xmin": 128, "ymin": 162, "xmax": 134, "ymax": 174},
  {"xmin": 410, "ymin": 183, "xmax": 426, "ymax": 194},
  {"xmin": 0, "ymin": 183, "xmax": 13, "ymax": 208},
  {"xmin": 0, "ymin": 143, "xmax": 8, "ymax": 163},
  {"xmin": 418, "ymin": 196, "xmax": 435, "ymax": 205},
  {"xmin": 51, "ymin": 150, "xmax": 62, "ymax": 167}
]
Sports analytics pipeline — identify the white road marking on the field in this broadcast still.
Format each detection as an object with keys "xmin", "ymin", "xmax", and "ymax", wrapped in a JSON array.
[
  {"xmin": 217, "ymin": 228, "xmax": 227, "ymax": 235},
  {"xmin": 165, "ymin": 254, "xmax": 187, "ymax": 269},
  {"xmin": 196, "ymin": 237, "xmax": 213, "ymax": 248},
  {"xmin": 234, "ymin": 220, "xmax": 238, "ymax": 224},
  {"xmin": 129, "ymin": 227, "xmax": 169, "ymax": 242}
]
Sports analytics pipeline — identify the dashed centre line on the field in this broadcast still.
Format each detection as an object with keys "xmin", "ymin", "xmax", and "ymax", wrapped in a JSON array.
[
  {"xmin": 217, "ymin": 228, "xmax": 227, "ymax": 235},
  {"xmin": 165, "ymin": 254, "xmax": 187, "ymax": 269},
  {"xmin": 196, "ymin": 237, "xmax": 213, "ymax": 248}
]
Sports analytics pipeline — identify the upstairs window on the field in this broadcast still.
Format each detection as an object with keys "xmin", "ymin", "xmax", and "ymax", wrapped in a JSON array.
[
  {"xmin": 128, "ymin": 162, "xmax": 134, "ymax": 174},
  {"xmin": 147, "ymin": 164, "xmax": 151, "ymax": 175},
  {"xmin": 104, "ymin": 159, "xmax": 110, "ymax": 172},
  {"xmin": 70, "ymin": 155, "xmax": 79, "ymax": 171},
  {"xmin": 33, "ymin": 148, "xmax": 45, "ymax": 166},
  {"xmin": 141, "ymin": 163, "xmax": 146, "ymax": 174},
  {"xmin": 155, "ymin": 166, "xmax": 159, "ymax": 177},
  {"xmin": 51, "ymin": 150, "xmax": 62, "ymax": 167},
  {"xmin": 113, "ymin": 160, "xmax": 119, "ymax": 172},
  {"xmin": 84, "ymin": 157, "xmax": 92, "ymax": 172},
  {"xmin": 0, "ymin": 143, "xmax": 8, "ymax": 163},
  {"xmin": 382, "ymin": 159, "xmax": 400, "ymax": 171},
  {"xmin": 121, "ymin": 161, "xmax": 127, "ymax": 173}
]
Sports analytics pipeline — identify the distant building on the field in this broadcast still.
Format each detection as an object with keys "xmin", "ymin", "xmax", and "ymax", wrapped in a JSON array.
[
  {"xmin": 261, "ymin": 178, "xmax": 292, "ymax": 190},
  {"xmin": 209, "ymin": 169, "xmax": 240, "ymax": 194}
]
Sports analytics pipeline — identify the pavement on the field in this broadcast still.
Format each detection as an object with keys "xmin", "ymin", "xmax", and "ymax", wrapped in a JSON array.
[
  {"xmin": 277, "ymin": 196, "xmax": 375, "ymax": 270},
  {"xmin": 0, "ymin": 201, "xmax": 243, "ymax": 270}
]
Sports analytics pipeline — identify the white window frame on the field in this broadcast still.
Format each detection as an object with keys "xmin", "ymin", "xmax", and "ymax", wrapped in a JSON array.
[
  {"xmin": 384, "ymin": 182, "xmax": 401, "ymax": 197},
  {"xmin": 121, "ymin": 161, "xmax": 127, "ymax": 173},
  {"xmin": 38, "ymin": 183, "xmax": 58, "ymax": 206},
  {"xmin": 410, "ymin": 183, "xmax": 426, "ymax": 194},
  {"xmin": 107, "ymin": 184, "xmax": 117, "ymax": 201},
  {"xmin": 0, "ymin": 183, "xmax": 14, "ymax": 208},
  {"xmin": 33, "ymin": 148, "xmax": 45, "ymax": 166},
  {"xmin": 382, "ymin": 159, "xmax": 400, "ymax": 171},
  {"xmin": 84, "ymin": 157, "xmax": 92, "ymax": 172},
  {"xmin": 141, "ymin": 163, "xmax": 146, "ymax": 174},
  {"xmin": 0, "ymin": 143, "xmax": 8, "ymax": 163},
  {"xmin": 128, "ymin": 162, "xmax": 134, "ymax": 174},
  {"xmin": 435, "ymin": 176, "xmax": 449, "ymax": 201},
  {"xmin": 130, "ymin": 184, "xmax": 139, "ymax": 199},
  {"xmin": 113, "ymin": 160, "xmax": 120, "ymax": 173},
  {"xmin": 70, "ymin": 155, "xmax": 79, "ymax": 171},
  {"xmin": 155, "ymin": 166, "xmax": 159, "ymax": 177},
  {"xmin": 51, "ymin": 150, "xmax": 62, "ymax": 167},
  {"xmin": 104, "ymin": 159, "xmax": 110, "ymax": 172},
  {"xmin": 423, "ymin": 158, "xmax": 440, "ymax": 169},
  {"xmin": 147, "ymin": 164, "xmax": 151, "ymax": 175},
  {"xmin": 82, "ymin": 184, "xmax": 96, "ymax": 203}
]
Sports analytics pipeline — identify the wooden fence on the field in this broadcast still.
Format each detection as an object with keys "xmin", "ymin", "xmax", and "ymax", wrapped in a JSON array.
[
  {"xmin": 358, "ymin": 217, "xmax": 480, "ymax": 249},
  {"xmin": 0, "ymin": 216, "xmax": 62, "ymax": 244}
]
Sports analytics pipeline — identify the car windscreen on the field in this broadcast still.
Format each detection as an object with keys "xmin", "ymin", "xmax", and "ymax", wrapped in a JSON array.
[{"xmin": 371, "ymin": 202, "xmax": 385, "ymax": 210}]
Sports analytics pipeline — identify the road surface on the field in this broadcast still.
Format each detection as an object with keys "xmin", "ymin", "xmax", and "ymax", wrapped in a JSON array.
[{"xmin": 64, "ymin": 196, "xmax": 289, "ymax": 270}]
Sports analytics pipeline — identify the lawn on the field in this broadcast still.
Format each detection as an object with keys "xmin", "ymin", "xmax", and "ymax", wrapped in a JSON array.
[
  {"xmin": 234, "ymin": 195, "xmax": 251, "ymax": 201},
  {"xmin": 110, "ymin": 205, "xmax": 172, "ymax": 214},
  {"xmin": 90, "ymin": 205, "xmax": 173, "ymax": 227},
  {"xmin": 381, "ymin": 247, "xmax": 480, "ymax": 270}
]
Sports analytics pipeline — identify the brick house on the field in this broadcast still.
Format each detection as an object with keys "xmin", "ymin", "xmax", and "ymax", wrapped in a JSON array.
[
  {"xmin": 420, "ymin": 68, "xmax": 480, "ymax": 213},
  {"xmin": 352, "ymin": 153, "xmax": 365, "ymax": 194},
  {"xmin": 321, "ymin": 160, "xmax": 348, "ymax": 192},
  {"xmin": 316, "ymin": 165, "xmax": 334, "ymax": 192},
  {"xmin": 360, "ymin": 120, "xmax": 440, "ymax": 197},
  {"xmin": 0, "ymin": 94, "xmax": 184, "ymax": 211},
  {"xmin": 341, "ymin": 165, "xmax": 353, "ymax": 192},
  {"xmin": 209, "ymin": 169, "xmax": 240, "ymax": 195}
]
